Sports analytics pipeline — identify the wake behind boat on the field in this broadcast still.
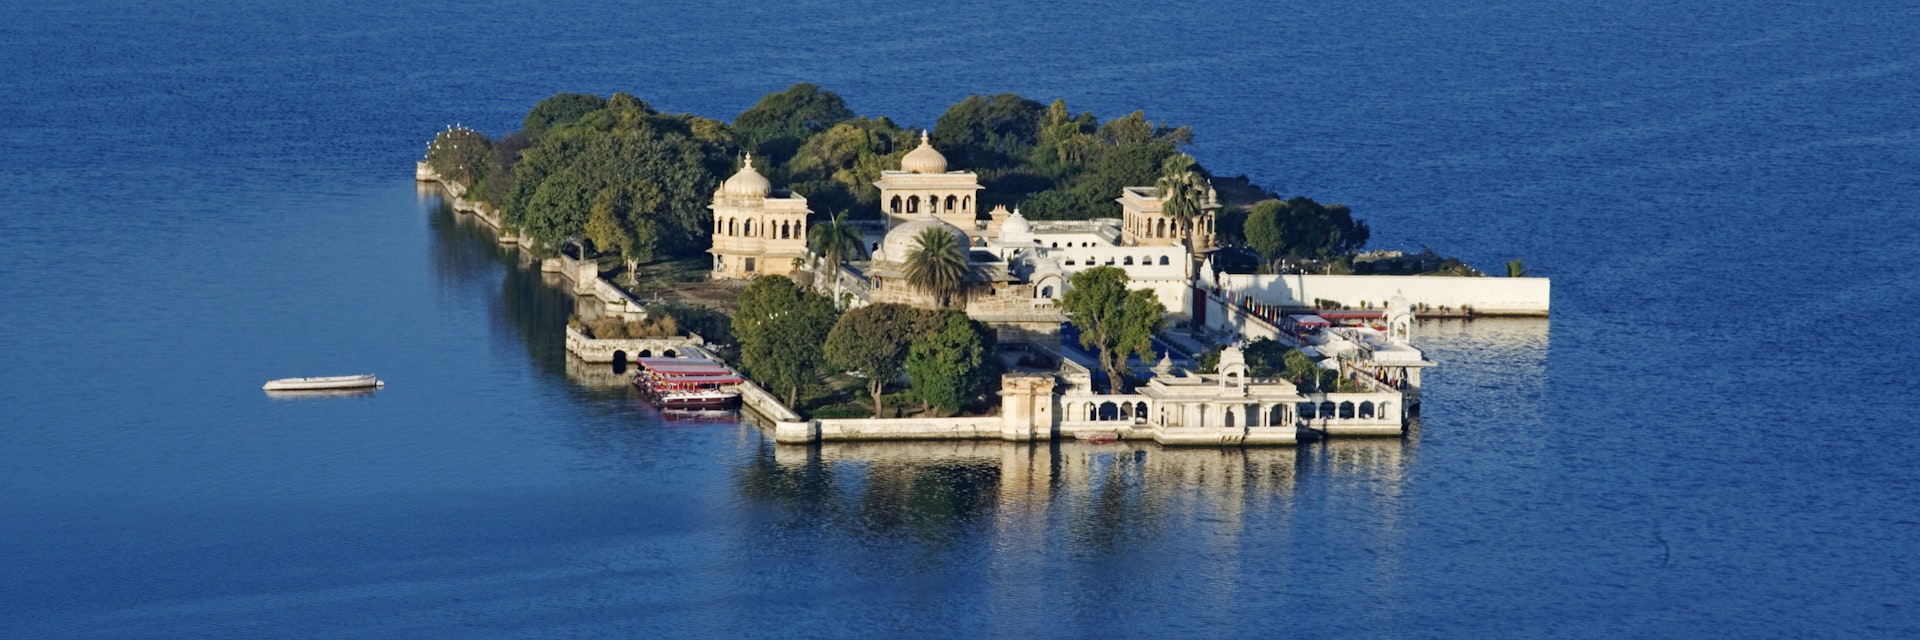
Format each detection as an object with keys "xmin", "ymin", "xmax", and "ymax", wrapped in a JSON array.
[{"xmin": 262, "ymin": 374, "xmax": 384, "ymax": 391}]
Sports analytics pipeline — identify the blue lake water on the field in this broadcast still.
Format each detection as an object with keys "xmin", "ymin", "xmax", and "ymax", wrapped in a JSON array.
[{"xmin": 2, "ymin": 0, "xmax": 1917, "ymax": 637}]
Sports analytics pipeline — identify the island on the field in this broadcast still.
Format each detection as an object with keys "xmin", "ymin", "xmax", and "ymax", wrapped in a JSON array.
[{"xmin": 417, "ymin": 84, "xmax": 1550, "ymax": 446}]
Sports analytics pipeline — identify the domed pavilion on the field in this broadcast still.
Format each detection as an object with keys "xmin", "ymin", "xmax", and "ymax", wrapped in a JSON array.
[{"xmin": 709, "ymin": 154, "xmax": 813, "ymax": 279}]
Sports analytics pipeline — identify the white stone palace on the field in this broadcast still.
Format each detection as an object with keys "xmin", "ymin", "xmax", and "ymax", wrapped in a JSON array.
[
  {"xmin": 709, "ymin": 132, "xmax": 1224, "ymax": 341},
  {"xmin": 699, "ymin": 131, "xmax": 1431, "ymax": 446}
]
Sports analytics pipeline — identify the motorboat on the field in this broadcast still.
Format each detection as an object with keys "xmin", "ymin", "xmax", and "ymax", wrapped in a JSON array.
[{"xmin": 262, "ymin": 374, "xmax": 384, "ymax": 391}]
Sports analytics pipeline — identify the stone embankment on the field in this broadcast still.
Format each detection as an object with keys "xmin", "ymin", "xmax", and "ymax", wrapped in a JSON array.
[
  {"xmin": 418, "ymin": 163, "xmax": 652, "ymax": 324},
  {"xmin": 1207, "ymin": 272, "xmax": 1551, "ymax": 317}
]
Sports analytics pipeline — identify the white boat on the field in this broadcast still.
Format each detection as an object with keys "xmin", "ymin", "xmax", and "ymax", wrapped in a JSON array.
[{"xmin": 262, "ymin": 374, "xmax": 384, "ymax": 391}]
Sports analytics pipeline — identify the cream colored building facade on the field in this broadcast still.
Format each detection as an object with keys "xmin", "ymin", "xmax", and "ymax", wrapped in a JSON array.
[
  {"xmin": 1118, "ymin": 185, "xmax": 1219, "ymax": 251},
  {"xmin": 710, "ymin": 154, "xmax": 812, "ymax": 279}
]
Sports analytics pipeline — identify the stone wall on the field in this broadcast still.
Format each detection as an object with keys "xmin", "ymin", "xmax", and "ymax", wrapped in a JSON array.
[
  {"xmin": 1213, "ymin": 273, "xmax": 1550, "ymax": 316},
  {"xmin": 563, "ymin": 327, "xmax": 702, "ymax": 363}
]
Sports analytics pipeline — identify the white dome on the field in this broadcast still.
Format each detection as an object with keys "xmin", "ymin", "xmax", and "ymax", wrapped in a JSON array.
[
  {"xmin": 880, "ymin": 214, "xmax": 969, "ymax": 264},
  {"xmin": 721, "ymin": 154, "xmax": 772, "ymax": 198},
  {"xmin": 900, "ymin": 130, "xmax": 948, "ymax": 174},
  {"xmin": 1002, "ymin": 208, "xmax": 1030, "ymax": 235}
]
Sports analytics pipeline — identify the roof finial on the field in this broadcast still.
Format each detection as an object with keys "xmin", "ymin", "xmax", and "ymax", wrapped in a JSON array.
[
  {"xmin": 744, "ymin": 152, "xmax": 754, "ymax": 169},
  {"xmin": 921, "ymin": 129, "xmax": 931, "ymax": 144}
]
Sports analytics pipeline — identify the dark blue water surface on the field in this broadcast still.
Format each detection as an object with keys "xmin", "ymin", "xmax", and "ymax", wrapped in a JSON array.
[{"xmin": 3, "ymin": 0, "xmax": 1917, "ymax": 637}]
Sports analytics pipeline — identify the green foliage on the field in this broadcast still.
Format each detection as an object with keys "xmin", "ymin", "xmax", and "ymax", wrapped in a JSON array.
[
  {"xmin": 523, "ymin": 93, "xmax": 609, "ymax": 135},
  {"xmin": 1058, "ymin": 266, "xmax": 1166, "ymax": 393},
  {"xmin": 522, "ymin": 170, "xmax": 592, "ymax": 247},
  {"xmin": 806, "ymin": 210, "xmax": 868, "ymax": 271},
  {"xmin": 1243, "ymin": 338, "xmax": 1290, "ymax": 378},
  {"xmin": 932, "ymin": 94, "xmax": 1046, "ymax": 171},
  {"xmin": 1156, "ymin": 153, "xmax": 1208, "ymax": 246},
  {"xmin": 1504, "ymin": 259, "xmax": 1531, "ymax": 277},
  {"xmin": 784, "ymin": 118, "xmax": 915, "ymax": 216},
  {"xmin": 1240, "ymin": 196, "xmax": 1371, "ymax": 262},
  {"xmin": 732, "ymin": 83, "xmax": 856, "ymax": 163},
  {"xmin": 904, "ymin": 227, "xmax": 967, "ymax": 305},
  {"xmin": 906, "ymin": 311, "xmax": 994, "ymax": 414},
  {"xmin": 426, "ymin": 127, "xmax": 494, "ymax": 185},
  {"xmin": 501, "ymin": 93, "xmax": 733, "ymax": 255},
  {"xmin": 732, "ymin": 276, "xmax": 840, "ymax": 406},
  {"xmin": 823, "ymin": 304, "xmax": 923, "ymax": 418},
  {"xmin": 1196, "ymin": 345, "xmax": 1221, "ymax": 373}
]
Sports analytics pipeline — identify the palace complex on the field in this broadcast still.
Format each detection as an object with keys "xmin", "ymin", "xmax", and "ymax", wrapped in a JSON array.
[
  {"xmin": 709, "ymin": 131, "xmax": 1220, "ymax": 345},
  {"xmin": 686, "ymin": 130, "xmax": 1439, "ymax": 446}
]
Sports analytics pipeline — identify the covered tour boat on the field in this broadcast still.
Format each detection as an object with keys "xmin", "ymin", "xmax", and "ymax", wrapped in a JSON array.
[{"xmin": 633, "ymin": 357, "xmax": 742, "ymax": 410}]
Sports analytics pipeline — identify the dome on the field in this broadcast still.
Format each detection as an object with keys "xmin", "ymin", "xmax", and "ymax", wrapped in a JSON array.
[
  {"xmin": 1386, "ymin": 292, "xmax": 1413, "ymax": 317},
  {"xmin": 900, "ymin": 130, "xmax": 948, "ymax": 174},
  {"xmin": 1001, "ymin": 207, "xmax": 1030, "ymax": 235},
  {"xmin": 880, "ymin": 214, "xmax": 969, "ymax": 264},
  {"xmin": 721, "ymin": 154, "xmax": 772, "ymax": 198}
]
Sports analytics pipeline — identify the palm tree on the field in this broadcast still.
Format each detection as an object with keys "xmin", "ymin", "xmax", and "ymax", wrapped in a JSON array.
[
  {"xmin": 807, "ymin": 211, "xmax": 866, "ymax": 303},
  {"xmin": 1156, "ymin": 153, "xmax": 1208, "ymax": 250},
  {"xmin": 1504, "ymin": 259, "xmax": 1531, "ymax": 278},
  {"xmin": 904, "ymin": 226, "xmax": 967, "ymax": 307}
]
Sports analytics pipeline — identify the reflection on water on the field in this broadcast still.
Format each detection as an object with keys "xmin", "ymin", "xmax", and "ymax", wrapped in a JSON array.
[{"xmin": 734, "ymin": 439, "xmax": 1417, "ymax": 552}]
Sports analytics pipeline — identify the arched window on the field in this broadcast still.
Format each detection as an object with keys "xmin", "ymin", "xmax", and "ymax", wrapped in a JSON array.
[
  {"xmin": 1339, "ymin": 401, "xmax": 1355, "ymax": 419},
  {"xmin": 1123, "ymin": 256, "xmax": 1134, "ymax": 265},
  {"xmin": 728, "ymin": 218, "xmax": 737, "ymax": 235},
  {"xmin": 945, "ymin": 195, "xmax": 957, "ymax": 212},
  {"xmin": 1359, "ymin": 401, "xmax": 1375, "ymax": 418},
  {"xmin": 962, "ymin": 196, "xmax": 970, "ymax": 211},
  {"xmin": 1158, "ymin": 256, "xmax": 1169, "ymax": 265},
  {"xmin": 1050, "ymin": 242, "xmax": 1058, "ymax": 248},
  {"xmin": 1039, "ymin": 285, "xmax": 1053, "ymax": 298},
  {"xmin": 890, "ymin": 196, "xmax": 902, "ymax": 214},
  {"xmin": 1157, "ymin": 218, "xmax": 1166, "ymax": 237},
  {"xmin": 908, "ymin": 196, "xmax": 920, "ymax": 213},
  {"xmin": 743, "ymin": 219, "xmax": 753, "ymax": 236}
]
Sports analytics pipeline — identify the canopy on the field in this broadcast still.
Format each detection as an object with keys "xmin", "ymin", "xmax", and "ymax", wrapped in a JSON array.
[
  {"xmin": 649, "ymin": 374, "xmax": 744, "ymax": 385},
  {"xmin": 1317, "ymin": 357, "xmax": 1341, "ymax": 370},
  {"xmin": 1288, "ymin": 314, "xmax": 1331, "ymax": 327},
  {"xmin": 638, "ymin": 357, "xmax": 721, "ymax": 367}
]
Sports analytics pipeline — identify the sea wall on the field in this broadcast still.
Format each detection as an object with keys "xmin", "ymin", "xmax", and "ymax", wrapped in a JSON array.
[
  {"xmin": 416, "ymin": 162, "xmax": 511, "ymax": 237},
  {"xmin": 563, "ymin": 327, "xmax": 702, "ymax": 363},
  {"xmin": 1213, "ymin": 273, "xmax": 1550, "ymax": 316},
  {"xmin": 812, "ymin": 417, "xmax": 1004, "ymax": 441}
]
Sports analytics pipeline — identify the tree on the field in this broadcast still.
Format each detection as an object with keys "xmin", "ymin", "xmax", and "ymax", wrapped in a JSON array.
[
  {"xmin": 786, "ymin": 118, "xmax": 915, "ymax": 215},
  {"xmin": 1243, "ymin": 338, "xmax": 1290, "ymax": 378},
  {"xmin": 1156, "ymin": 153, "xmax": 1208, "ymax": 249},
  {"xmin": 904, "ymin": 226, "xmax": 967, "ymax": 306},
  {"xmin": 1504, "ymin": 259, "xmax": 1531, "ymax": 277},
  {"xmin": 733, "ymin": 276, "xmax": 839, "ymax": 407},
  {"xmin": 807, "ymin": 211, "xmax": 867, "ymax": 280},
  {"xmin": 1058, "ymin": 266, "xmax": 1166, "ymax": 393},
  {"xmin": 1244, "ymin": 201, "xmax": 1285, "ymax": 264},
  {"xmin": 823, "ymin": 304, "xmax": 922, "ymax": 418},
  {"xmin": 426, "ymin": 127, "xmax": 494, "ymax": 186},
  {"xmin": 523, "ymin": 93, "xmax": 609, "ymax": 135},
  {"xmin": 732, "ymin": 83, "xmax": 856, "ymax": 163},
  {"xmin": 1240, "ymin": 196, "xmax": 1370, "ymax": 262},
  {"xmin": 906, "ymin": 311, "xmax": 993, "ymax": 414},
  {"xmin": 932, "ymin": 94, "xmax": 1045, "ymax": 170},
  {"xmin": 522, "ymin": 169, "xmax": 592, "ymax": 247}
]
